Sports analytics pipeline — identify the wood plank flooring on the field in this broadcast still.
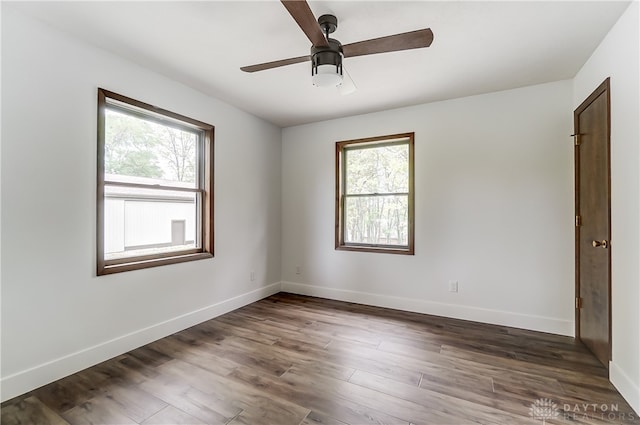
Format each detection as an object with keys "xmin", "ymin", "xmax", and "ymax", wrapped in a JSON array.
[{"xmin": 2, "ymin": 293, "xmax": 638, "ymax": 424}]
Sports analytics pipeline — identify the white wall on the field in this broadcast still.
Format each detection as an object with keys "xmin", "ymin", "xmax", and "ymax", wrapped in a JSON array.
[
  {"xmin": 282, "ymin": 80, "xmax": 575, "ymax": 335},
  {"xmin": 0, "ymin": 7, "xmax": 282, "ymax": 401},
  {"xmin": 573, "ymin": 2, "xmax": 640, "ymax": 414}
]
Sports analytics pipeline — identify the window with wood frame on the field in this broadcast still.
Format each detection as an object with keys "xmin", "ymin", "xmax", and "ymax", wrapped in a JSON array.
[
  {"xmin": 336, "ymin": 133, "xmax": 415, "ymax": 254},
  {"xmin": 97, "ymin": 88, "xmax": 214, "ymax": 275}
]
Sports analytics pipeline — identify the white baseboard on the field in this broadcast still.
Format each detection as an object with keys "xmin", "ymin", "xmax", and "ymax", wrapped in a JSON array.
[
  {"xmin": 281, "ymin": 281, "xmax": 573, "ymax": 336},
  {"xmin": 610, "ymin": 361, "xmax": 640, "ymax": 415},
  {"xmin": 0, "ymin": 282, "xmax": 281, "ymax": 403}
]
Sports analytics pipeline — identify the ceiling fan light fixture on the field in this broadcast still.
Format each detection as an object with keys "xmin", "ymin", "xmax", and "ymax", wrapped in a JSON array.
[
  {"xmin": 311, "ymin": 39, "xmax": 343, "ymax": 88},
  {"xmin": 312, "ymin": 63, "xmax": 343, "ymax": 87}
]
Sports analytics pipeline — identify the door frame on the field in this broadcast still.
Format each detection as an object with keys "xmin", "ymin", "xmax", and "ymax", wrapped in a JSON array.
[{"xmin": 574, "ymin": 77, "xmax": 611, "ymax": 365}]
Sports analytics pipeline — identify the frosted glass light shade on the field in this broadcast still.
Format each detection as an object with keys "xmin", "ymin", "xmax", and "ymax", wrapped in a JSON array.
[{"xmin": 312, "ymin": 64, "xmax": 343, "ymax": 87}]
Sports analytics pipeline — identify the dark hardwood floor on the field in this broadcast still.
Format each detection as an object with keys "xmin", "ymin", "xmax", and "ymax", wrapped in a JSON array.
[{"xmin": 2, "ymin": 293, "xmax": 638, "ymax": 424}]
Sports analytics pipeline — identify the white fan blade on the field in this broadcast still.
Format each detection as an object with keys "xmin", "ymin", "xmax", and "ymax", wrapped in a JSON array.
[{"xmin": 339, "ymin": 68, "xmax": 357, "ymax": 95}]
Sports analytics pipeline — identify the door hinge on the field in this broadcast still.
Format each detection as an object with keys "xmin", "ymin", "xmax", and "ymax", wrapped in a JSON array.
[
  {"xmin": 571, "ymin": 133, "xmax": 581, "ymax": 146},
  {"xmin": 576, "ymin": 297, "xmax": 583, "ymax": 309},
  {"xmin": 575, "ymin": 215, "xmax": 582, "ymax": 226}
]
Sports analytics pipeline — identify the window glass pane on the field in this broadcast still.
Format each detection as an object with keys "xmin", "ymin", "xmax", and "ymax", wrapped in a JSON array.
[
  {"xmin": 345, "ymin": 144, "xmax": 408, "ymax": 194},
  {"xmin": 105, "ymin": 109, "xmax": 198, "ymax": 188},
  {"xmin": 104, "ymin": 185, "xmax": 199, "ymax": 260},
  {"xmin": 344, "ymin": 195, "xmax": 408, "ymax": 246}
]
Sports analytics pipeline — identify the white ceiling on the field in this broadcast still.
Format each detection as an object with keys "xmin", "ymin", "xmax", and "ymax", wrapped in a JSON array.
[{"xmin": 8, "ymin": 1, "xmax": 630, "ymax": 127}]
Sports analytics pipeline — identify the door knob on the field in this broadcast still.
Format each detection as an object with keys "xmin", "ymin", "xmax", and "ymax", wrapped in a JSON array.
[{"xmin": 592, "ymin": 240, "xmax": 609, "ymax": 248}]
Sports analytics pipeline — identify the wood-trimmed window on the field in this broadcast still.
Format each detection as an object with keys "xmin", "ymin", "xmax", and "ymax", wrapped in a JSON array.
[
  {"xmin": 97, "ymin": 88, "xmax": 214, "ymax": 275},
  {"xmin": 336, "ymin": 132, "xmax": 415, "ymax": 255}
]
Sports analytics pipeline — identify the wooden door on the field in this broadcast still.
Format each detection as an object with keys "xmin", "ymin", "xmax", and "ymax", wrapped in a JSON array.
[{"xmin": 574, "ymin": 78, "xmax": 611, "ymax": 369}]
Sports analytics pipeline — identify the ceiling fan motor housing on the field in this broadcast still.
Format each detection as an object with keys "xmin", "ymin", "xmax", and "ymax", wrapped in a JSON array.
[{"xmin": 311, "ymin": 38, "xmax": 343, "ymax": 86}]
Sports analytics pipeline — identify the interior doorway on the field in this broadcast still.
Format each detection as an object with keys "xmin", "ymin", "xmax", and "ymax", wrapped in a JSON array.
[{"xmin": 574, "ymin": 78, "xmax": 611, "ymax": 369}]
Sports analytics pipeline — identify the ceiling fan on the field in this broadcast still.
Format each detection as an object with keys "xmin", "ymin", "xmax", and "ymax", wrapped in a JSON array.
[{"xmin": 241, "ymin": 0, "xmax": 434, "ymax": 94}]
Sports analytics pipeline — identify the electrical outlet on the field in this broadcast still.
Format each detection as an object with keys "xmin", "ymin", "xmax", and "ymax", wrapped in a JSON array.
[
  {"xmin": 250, "ymin": 271, "xmax": 255, "ymax": 281},
  {"xmin": 448, "ymin": 280, "xmax": 458, "ymax": 293},
  {"xmin": 295, "ymin": 266, "xmax": 302, "ymax": 275}
]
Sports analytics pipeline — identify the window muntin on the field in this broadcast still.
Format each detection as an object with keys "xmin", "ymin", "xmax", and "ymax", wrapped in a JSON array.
[
  {"xmin": 97, "ymin": 89, "xmax": 214, "ymax": 275},
  {"xmin": 336, "ymin": 133, "xmax": 414, "ymax": 254}
]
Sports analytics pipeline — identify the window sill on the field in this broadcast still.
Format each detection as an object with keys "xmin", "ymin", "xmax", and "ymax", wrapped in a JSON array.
[
  {"xmin": 98, "ymin": 252, "xmax": 213, "ymax": 276},
  {"xmin": 335, "ymin": 245, "xmax": 414, "ymax": 255}
]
